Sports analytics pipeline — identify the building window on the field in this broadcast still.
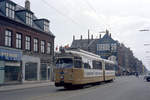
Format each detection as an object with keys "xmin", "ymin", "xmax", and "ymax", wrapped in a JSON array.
[
  {"xmin": 16, "ymin": 33, "xmax": 22, "ymax": 49},
  {"xmin": 44, "ymin": 21, "xmax": 49, "ymax": 32},
  {"xmin": 25, "ymin": 36, "xmax": 31, "ymax": 50},
  {"xmin": 41, "ymin": 41, "xmax": 45, "ymax": 53},
  {"xmin": 26, "ymin": 12, "xmax": 33, "ymax": 26},
  {"xmin": 47, "ymin": 42, "xmax": 51, "ymax": 54},
  {"xmin": 25, "ymin": 62, "xmax": 37, "ymax": 81},
  {"xmin": 5, "ymin": 30, "xmax": 12, "ymax": 47},
  {"xmin": 97, "ymin": 44, "xmax": 110, "ymax": 51},
  {"xmin": 111, "ymin": 43, "xmax": 117, "ymax": 51},
  {"xmin": 6, "ymin": 2, "xmax": 15, "ymax": 19},
  {"xmin": 34, "ymin": 38, "xmax": 38, "ymax": 52},
  {"xmin": 40, "ymin": 64, "xmax": 47, "ymax": 80}
]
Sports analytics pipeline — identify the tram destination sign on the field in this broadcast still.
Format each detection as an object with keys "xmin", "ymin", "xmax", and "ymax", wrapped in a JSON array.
[{"xmin": 0, "ymin": 48, "xmax": 22, "ymax": 61}]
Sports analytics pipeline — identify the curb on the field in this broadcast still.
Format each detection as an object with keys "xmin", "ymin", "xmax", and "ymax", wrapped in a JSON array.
[{"xmin": 0, "ymin": 82, "xmax": 54, "ymax": 92}]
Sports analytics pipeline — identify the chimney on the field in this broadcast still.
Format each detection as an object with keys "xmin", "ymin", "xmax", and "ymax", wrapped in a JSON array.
[
  {"xmin": 73, "ymin": 35, "xmax": 75, "ymax": 41},
  {"xmin": 80, "ymin": 35, "xmax": 82, "ymax": 40},
  {"xmin": 91, "ymin": 34, "xmax": 93, "ymax": 40},
  {"xmin": 25, "ymin": 0, "xmax": 30, "ymax": 10},
  {"xmin": 99, "ymin": 34, "xmax": 101, "ymax": 39},
  {"xmin": 106, "ymin": 29, "xmax": 109, "ymax": 34},
  {"xmin": 88, "ymin": 29, "xmax": 90, "ymax": 44}
]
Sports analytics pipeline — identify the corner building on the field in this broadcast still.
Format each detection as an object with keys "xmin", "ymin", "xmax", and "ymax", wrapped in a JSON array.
[{"xmin": 0, "ymin": 0, "xmax": 55, "ymax": 85}]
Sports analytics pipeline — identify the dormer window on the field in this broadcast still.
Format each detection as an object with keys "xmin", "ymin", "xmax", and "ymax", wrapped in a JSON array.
[
  {"xmin": 26, "ymin": 12, "xmax": 33, "ymax": 26},
  {"xmin": 44, "ymin": 21, "xmax": 49, "ymax": 32},
  {"xmin": 6, "ymin": 2, "xmax": 15, "ymax": 19}
]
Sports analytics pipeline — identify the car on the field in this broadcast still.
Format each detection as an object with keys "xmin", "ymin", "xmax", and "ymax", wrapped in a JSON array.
[{"xmin": 144, "ymin": 73, "xmax": 150, "ymax": 82}]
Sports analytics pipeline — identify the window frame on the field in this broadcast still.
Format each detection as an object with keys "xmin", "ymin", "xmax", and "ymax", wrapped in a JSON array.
[
  {"xmin": 16, "ymin": 33, "xmax": 22, "ymax": 49},
  {"xmin": 44, "ymin": 21, "xmax": 49, "ymax": 32},
  {"xmin": 33, "ymin": 38, "xmax": 38, "ymax": 52},
  {"xmin": 5, "ymin": 2, "xmax": 15, "ymax": 19},
  {"xmin": 41, "ymin": 40, "xmax": 45, "ymax": 53},
  {"xmin": 47, "ymin": 42, "xmax": 51, "ymax": 54},
  {"xmin": 74, "ymin": 59, "xmax": 82, "ymax": 68},
  {"xmin": 5, "ymin": 30, "xmax": 12, "ymax": 47},
  {"xmin": 105, "ymin": 63, "xmax": 114, "ymax": 70},
  {"xmin": 25, "ymin": 36, "xmax": 31, "ymax": 51},
  {"xmin": 92, "ymin": 60, "xmax": 102, "ymax": 69},
  {"xmin": 26, "ymin": 12, "xmax": 33, "ymax": 26}
]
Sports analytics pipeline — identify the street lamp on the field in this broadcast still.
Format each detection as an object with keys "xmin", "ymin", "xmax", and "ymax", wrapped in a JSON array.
[
  {"xmin": 139, "ymin": 29, "xmax": 150, "ymax": 32},
  {"xmin": 146, "ymin": 51, "xmax": 150, "ymax": 53},
  {"xmin": 144, "ymin": 44, "xmax": 150, "ymax": 46}
]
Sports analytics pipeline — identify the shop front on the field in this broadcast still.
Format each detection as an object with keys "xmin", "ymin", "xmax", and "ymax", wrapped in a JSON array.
[
  {"xmin": 22, "ymin": 55, "xmax": 40, "ymax": 82},
  {"xmin": 0, "ymin": 47, "xmax": 22, "ymax": 85}
]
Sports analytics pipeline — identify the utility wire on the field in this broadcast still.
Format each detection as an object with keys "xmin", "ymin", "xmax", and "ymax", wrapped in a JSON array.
[
  {"xmin": 81, "ymin": 0, "xmax": 110, "ymax": 29},
  {"xmin": 41, "ymin": 0, "xmax": 86, "ymax": 29}
]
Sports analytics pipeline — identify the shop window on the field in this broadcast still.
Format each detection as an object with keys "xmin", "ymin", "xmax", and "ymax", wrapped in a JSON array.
[
  {"xmin": 5, "ymin": 66, "xmax": 20, "ymax": 82},
  {"xmin": 40, "ymin": 64, "xmax": 47, "ymax": 80},
  {"xmin": 25, "ymin": 62, "xmax": 37, "ymax": 81}
]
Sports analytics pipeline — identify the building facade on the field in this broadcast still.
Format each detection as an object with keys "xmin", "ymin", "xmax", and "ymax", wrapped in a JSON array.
[
  {"xmin": 71, "ymin": 30, "xmax": 119, "ymax": 74},
  {"xmin": 71, "ymin": 30, "xmax": 118, "ymax": 60},
  {"xmin": 0, "ymin": 0, "xmax": 55, "ymax": 85}
]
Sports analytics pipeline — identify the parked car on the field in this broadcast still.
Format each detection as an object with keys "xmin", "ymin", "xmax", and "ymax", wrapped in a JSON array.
[{"xmin": 144, "ymin": 73, "xmax": 150, "ymax": 82}]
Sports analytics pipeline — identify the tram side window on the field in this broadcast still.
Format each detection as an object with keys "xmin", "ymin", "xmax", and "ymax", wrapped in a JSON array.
[
  {"xmin": 84, "ymin": 63, "xmax": 91, "ymax": 69},
  {"xmin": 74, "ymin": 60, "xmax": 82, "ymax": 68},
  {"xmin": 92, "ymin": 60, "xmax": 102, "ymax": 69},
  {"xmin": 105, "ymin": 63, "xmax": 114, "ymax": 70}
]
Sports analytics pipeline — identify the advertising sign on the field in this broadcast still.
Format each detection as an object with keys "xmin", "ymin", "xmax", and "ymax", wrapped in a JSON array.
[{"xmin": 0, "ymin": 48, "xmax": 22, "ymax": 61}]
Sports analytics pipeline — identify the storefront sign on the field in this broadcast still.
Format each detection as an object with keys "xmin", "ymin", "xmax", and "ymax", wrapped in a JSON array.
[{"xmin": 0, "ymin": 48, "xmax": 22, "ymax": 61}]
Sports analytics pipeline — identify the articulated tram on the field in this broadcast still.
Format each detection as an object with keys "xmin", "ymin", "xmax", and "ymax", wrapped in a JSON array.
[{"xmin": 54, "ymin": 48, "xmax": 116, "ymax": 89}]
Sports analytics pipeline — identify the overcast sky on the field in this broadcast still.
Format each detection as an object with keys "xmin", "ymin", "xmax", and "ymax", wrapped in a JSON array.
[{"xmin": 13, "ymin": 0, "xmax": 150, "ymax": 70}]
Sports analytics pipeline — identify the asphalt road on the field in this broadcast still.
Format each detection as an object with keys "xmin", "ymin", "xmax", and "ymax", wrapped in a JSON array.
[{"xmin": 0, "ymin": 76, "xmax": 150, "ymax": 100}]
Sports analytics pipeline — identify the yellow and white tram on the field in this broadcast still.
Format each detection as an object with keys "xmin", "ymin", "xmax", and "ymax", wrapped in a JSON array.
[{"xmin": 54, "ymin": 48, "xmax": 116, "ymax": 89}]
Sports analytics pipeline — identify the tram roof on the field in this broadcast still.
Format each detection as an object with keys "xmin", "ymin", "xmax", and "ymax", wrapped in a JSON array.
[
  {"xmin": 65, "ymin": 48, "xmax": 103, "ymax": 60},
  {"xmin": 103, "ymin": 59, "xmax": 115, "ymax": 64}
]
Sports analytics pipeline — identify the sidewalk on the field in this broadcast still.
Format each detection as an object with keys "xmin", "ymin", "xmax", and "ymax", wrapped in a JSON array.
[{"xmin": 0, "ymin": 81, "xmax": 54, "ymax": 92}]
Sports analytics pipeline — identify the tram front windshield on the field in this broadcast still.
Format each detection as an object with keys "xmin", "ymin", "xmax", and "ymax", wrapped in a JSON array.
[{"xmin": 56, "ymin": 58, "xmax": 73, "ymax": 68}]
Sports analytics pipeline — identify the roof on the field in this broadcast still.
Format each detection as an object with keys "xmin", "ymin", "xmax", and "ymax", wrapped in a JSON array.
[
  {"xmin": 71, "ymin": 39, "xmax": 99, "ymax": 49},
  {"xmin": 0, "ymin": 0, "xmax": 55, "ymax": 37},
  {"xmin": 98, "ymin": 33, "xmax": 117, "ymax": 43}
]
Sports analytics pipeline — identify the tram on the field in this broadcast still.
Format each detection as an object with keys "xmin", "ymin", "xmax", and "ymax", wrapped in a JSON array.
[{"xmin": 54, "ymin": 48, "xmax": 116, "ymax": 89}]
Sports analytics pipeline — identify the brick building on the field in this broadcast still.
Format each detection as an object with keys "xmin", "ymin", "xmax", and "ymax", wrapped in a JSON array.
[{"xmin": 0, "ymin": 0, "xmax": 55, "ymax": 85}]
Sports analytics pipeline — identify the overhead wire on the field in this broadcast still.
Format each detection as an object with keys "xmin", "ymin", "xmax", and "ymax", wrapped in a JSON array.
[
  {"xmin": 40, "ymin": 0, "xmax": 87, "ymax": 30},
  {"xmin": 83, "ymin": 0, "xmax": 121, "ymax": 38}
]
